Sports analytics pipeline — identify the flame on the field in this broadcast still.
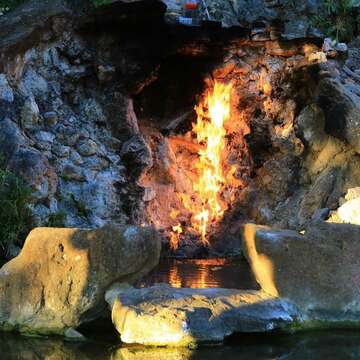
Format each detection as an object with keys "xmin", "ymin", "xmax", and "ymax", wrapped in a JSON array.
[
  {"xmin": 172, "ymin": 81, "xmax": 233, "ymax": 248},
  {"xmin": 170, "ymin": 223, "xmax": 183, "ymax": 250}
]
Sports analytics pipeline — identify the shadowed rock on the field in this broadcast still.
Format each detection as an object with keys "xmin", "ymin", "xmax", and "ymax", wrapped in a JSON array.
[{"xmin": 0, "ymin": 225, "xmax": 161, "ymax": 336}]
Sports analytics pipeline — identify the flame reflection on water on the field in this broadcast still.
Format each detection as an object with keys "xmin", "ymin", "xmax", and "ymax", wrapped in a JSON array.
[{"xmin": 137, "ymin": 258, "xmax": 258, "ymax": 290}]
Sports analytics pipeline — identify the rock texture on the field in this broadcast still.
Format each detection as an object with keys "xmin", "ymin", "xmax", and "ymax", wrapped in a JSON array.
[
  {"xmin": 242, "ymin": 222, "xmax": 360, "ymax": 325},
  {"xmin": 0, "ymin": 0, "xmax": 359, "ymax": 258},
  {"xmin": 163, "ymin": 0, "xmax": 325, "ymax": 40},
  {"xmin": 0, "ymin": 225, "xmax": 161, "ymax": 335},
  {"xmin": 328, "ymin": 187, "xmax": 360, "ymax": 225},
  {"xmin": 105, "ymin": 284, "xmax": 298, "ymax": 346}
]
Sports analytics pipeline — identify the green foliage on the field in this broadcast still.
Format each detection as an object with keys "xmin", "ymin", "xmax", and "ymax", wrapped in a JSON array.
[
  {"xmin": 314, "ymin": 0, "xmax": 360, "ymax": 42},
  {"xmin": 0, "ymin": 167, "xmax": 33, "ymax": 257},
  {"xmin": 0, "ymin": 0, "xmax": 23, "ymax": 13},
  {"xmin": 70, "ymin": 194, "xmax": 89, "ymax": 219},
  {"xmin": 91, "ymin": 0, "xmax": 113, "ymax": 6},
  {"xmin": 0, "ymin": 0, "xmax": 113, "ymax": 13},
  {"xmin": 46, "ymin": 211, "xmax": 67, "ymax": 228}
]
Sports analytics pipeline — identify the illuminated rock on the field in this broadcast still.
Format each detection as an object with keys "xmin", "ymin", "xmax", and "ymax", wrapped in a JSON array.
[
  {"xmin": 0, "ymin": 225, "xmax": 161, "ymax": 336},
  {"xmin": 106, "ymin": 284, "xmax": 298, "ymax": 347},
  {"xmin": 242, "ymin": 222, "xmax": 360, "ymax": 326}
]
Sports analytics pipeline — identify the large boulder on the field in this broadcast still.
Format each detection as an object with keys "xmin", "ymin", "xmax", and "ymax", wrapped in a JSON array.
[
  {"xmin": 242, "ymin": 222, "xmax": 360, "ymax": 325},
  {"xmin": 328, "ymin": 187, "xmax": 360, "ymax": 225},
  {"xmin": 317, "ymin": 77, "xmax": 360, "ymax": 154},
  {"xmin": 0, "ymin": 225, "xmax": 161, "ymax": 336},
  {"xmin": 105, "ymin": 284, "xmax": 298, "ymax": 347}
]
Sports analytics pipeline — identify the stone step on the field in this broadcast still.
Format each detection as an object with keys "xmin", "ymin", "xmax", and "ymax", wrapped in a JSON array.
[{"xmin": 105, "ymin": 284, "xmax": 298, "ymax": 346}]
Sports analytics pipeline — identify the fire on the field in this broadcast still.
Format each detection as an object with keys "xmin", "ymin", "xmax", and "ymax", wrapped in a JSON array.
[
  {"xmin": 170, "ymin": 223, "xmax": 183, "ymax": 250},
  {"xmin": 171, "ymin": 81, "xmax": 233, "ymax": 249}
]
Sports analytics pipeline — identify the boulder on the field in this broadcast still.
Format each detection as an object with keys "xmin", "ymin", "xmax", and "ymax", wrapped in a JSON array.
[
  {"xmin": 242, "ymin": 222, "xmax": 360, "ymax": 326},
  {"xmin": 317, "ymin": 77, "xmax": 360, "ymax": 154},
  {"xmin": 0, "ymin": 225, "xmax": 161, "ymax": 335},
  {"xmin": 105, "ymin": 284, "xmax": 298, "ymax": 347},
  {"xmin": 296, "ymin": 104, "xmax": 328, "ymax": 152},
  {"xmin": 336, "ymin": 198, "xmax": 360, "ymax": 225},
  {"xmin": 328, "ymin": 188, "xmax": 360, "ymax": 225}
]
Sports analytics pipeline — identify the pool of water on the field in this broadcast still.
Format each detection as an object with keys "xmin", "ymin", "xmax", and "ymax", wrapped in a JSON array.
[
  {"xmin": 2, "ymin": 331, "xmax": 360, "ymax": 360},
  {"xmin": 3, "ymin": 259, "xmax": 360, "ymax": 359},
  {"xmin": 136, "ymin": 257, "xmax": 259, "ymax": 289}
]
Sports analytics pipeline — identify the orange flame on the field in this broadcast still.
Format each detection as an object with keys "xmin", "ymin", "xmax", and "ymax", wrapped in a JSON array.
[
  {"xmin": 172, "ymin": 81, "xmax": 233, "ymax": 249},
  {"xmin": 170, "ymin": 223, "xmax": 183, "ymax": 250}
]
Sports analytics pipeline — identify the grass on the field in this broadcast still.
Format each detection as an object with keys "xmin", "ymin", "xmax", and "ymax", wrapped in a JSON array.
[{"xmin": 0, "ymin": 167, "xmax": 33, "ymax": 258}]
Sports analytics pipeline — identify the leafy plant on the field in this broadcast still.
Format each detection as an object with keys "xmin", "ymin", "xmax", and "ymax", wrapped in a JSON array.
[
  {"xmin": 70, "ymin": 193, "xmax": 89, "ymax": 219},
  {"xmin": 0, "ymin": 0, "xmax": 23, "ymax": 13},
  {"xmin": 46, "ymin": 211, "xmax": 67, "ymax": 227},
  {"xmin": 91, "ymin": 0, "xmax": 113, "ymax": 6},
  {"xmin": 0, "ymin": 0, "xmax": 113, "ymax": 13},
  {"xmin": 314, "ymin": 0, "xmax": 360, "ymax": 42},
  {"xmin": 0, "ymin": 167, "xmax": 33, "ymax": 258}
]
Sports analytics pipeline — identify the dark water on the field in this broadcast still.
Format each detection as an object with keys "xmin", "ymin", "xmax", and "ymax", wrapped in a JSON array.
[
  {"xmin": 136, "ymin": 258, "xmax": 259, "ymax": 289},
  {"xmin": 3, "ymin": 331, "xmax": 360, "ymax": 359}
]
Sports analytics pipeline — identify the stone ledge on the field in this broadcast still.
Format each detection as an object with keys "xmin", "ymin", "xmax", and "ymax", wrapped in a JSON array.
[{"xmin": 105, "ymin": 283, "xmax": 299, "ymax": 346}]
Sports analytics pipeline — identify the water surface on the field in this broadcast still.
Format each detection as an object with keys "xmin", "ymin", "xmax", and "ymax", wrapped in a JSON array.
[
  {"xmin": 136, "ymin": 257, "xmax": 259, "ymax": 289},
  {"xmin": 2, "ymin": 331, "xmax": 360, "ymax": 359}
]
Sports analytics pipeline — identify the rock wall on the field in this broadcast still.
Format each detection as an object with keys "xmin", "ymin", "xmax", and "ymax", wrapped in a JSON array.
[
  {"xmin": 164, "ymin": 0, "xmax": 325, "ymax": 39},
  {"xmin": 0, "ymin": 0, "xmax": 359, "ymax": 255},
  {"xmin": 0, "ymin": 0, "xmax": 168, "ymax": 231}
]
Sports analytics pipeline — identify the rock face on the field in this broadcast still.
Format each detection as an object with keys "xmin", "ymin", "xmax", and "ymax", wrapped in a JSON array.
[
  {"xmin": 242, "ymin": 222, "xmax": 360, "ymax": 324},
  {"xmin": 0, "ymin": 225, "xmax": 161, "ymax": 335},
  {"xmin": 163, "ymin": 0, "xmax": 324, "ymax": 39},
  {"xmin": 318, "ymin": 77, "xmax": 360, "ymax": 154},
  {"xmin": 105, "ymin": 284, "xmax": 298, "ymax": 346}
]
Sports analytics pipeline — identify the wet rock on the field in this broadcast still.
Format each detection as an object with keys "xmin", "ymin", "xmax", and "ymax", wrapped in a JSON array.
[
  {"xmin": 242, "ymin": 222, "xmax": 360, "ymax": 325},
  {"xmin": 0, "ymin": 74, "xmax": 13, "ymax": 102},
  {"xmin": 106, "ymin": 284, "xmax": 298, "ymax": 347},
  {"xmin": 0, "ymin": 225, "xmax": 161, "ymax": 335}
]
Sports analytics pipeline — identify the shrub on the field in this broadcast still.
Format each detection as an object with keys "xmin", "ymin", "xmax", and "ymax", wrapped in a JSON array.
[
  {"xmin": 314, "ymin": 0, "xmax": 360, "ymax": 42},
  {"xmin": 0, "ymin": 168, "xmax": 33, "ymax": 258},
  {"xmin": 92, "ymin": 0, "xmax": 113, "ymax": 6},
  {"xmin": 0, "ymin": 0, "xmax": 113, "ymax": 13},
  {"xmin": 46, "ymin": 211, "xmax": 67, "ymax": 227},
  {"xmin": 0, "ymin": 0, "xmax": 23, "ymax": 12}
]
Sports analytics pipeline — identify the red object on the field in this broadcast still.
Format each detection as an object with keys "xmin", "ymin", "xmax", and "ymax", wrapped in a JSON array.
[{"xmin": 185, "ymin": 2, "xmax": 199, "ymax": 10}]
